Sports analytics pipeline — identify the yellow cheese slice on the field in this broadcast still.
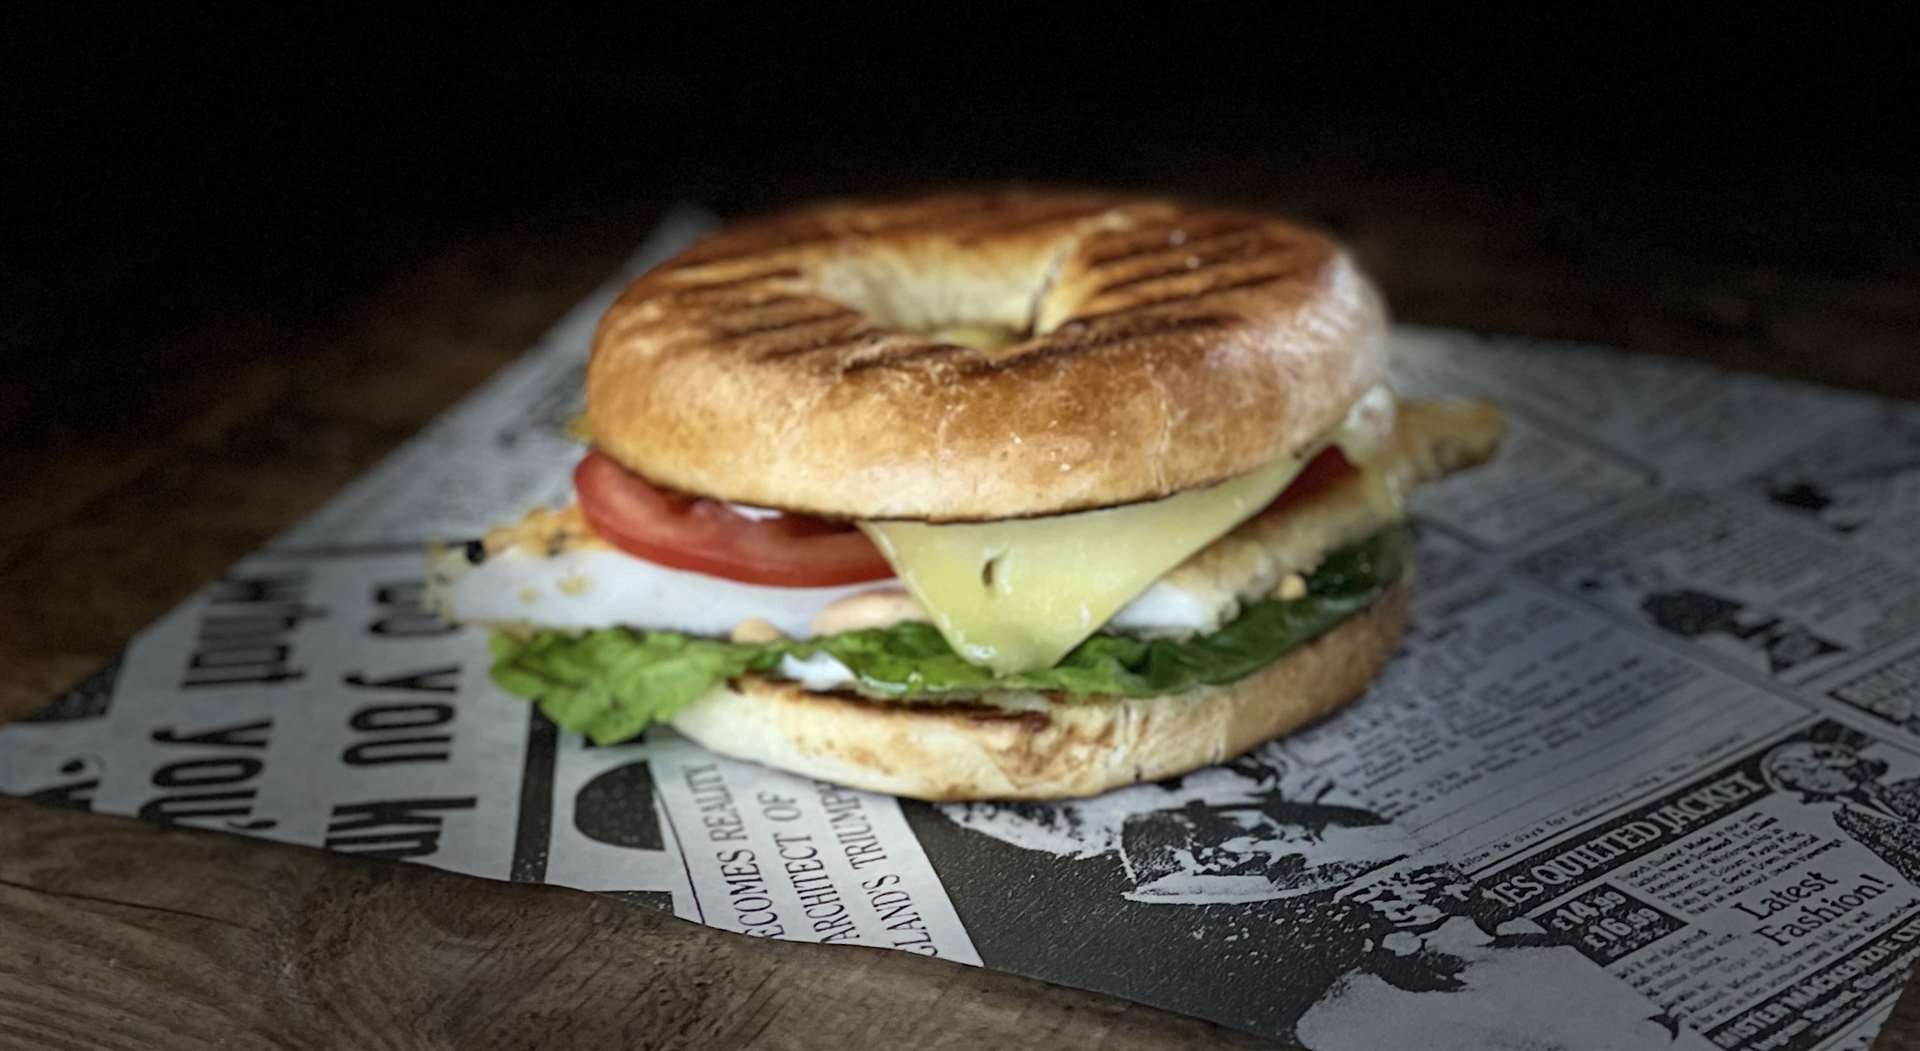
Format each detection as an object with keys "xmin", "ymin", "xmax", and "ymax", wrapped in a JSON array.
[
  {"xmin": 858, "ymin": 453, "xmax": 1311, "ymax": 674},
  {"xmin": 858, "ymin": 388, "xmax": 1399, "ymax": 674}
]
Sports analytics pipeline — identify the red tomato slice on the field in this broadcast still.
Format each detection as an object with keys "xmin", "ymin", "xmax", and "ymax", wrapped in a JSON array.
[
  {"xmin": 574, "ymin": 446, "xmax": 1353, "ymax": 589},
  {"xmin": 1259, "ymin": 447, "xmax": 1357, "ymax": 518},
  {"xmin": 573, "ymin": 451, "xmax": 894, "ymax": 587}
]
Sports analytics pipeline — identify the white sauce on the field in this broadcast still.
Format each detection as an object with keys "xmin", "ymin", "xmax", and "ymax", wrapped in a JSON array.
[
  {"xmin": 446, "ymin": 547, "xmax": 1224, "ymax": 640},
  {"xmin": 1103, "ymin": 582, "xmax": 1221, "ymax": 636},
  {"xmin": 444, "ymin": 547, "xmax": 876, "ymax": 638},
  {"xmin": 724, "ymin": 502, "xmax": 786, "ymax": 522},
  {"xmin": 776, "ymin": 652, "xmax": 860, "ymax": 691}
]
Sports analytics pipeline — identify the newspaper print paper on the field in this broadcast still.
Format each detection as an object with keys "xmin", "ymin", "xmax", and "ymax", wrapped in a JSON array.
[{"xmin": 7, "ymin": 208, "xmax": 1917, "ymax": 1049}]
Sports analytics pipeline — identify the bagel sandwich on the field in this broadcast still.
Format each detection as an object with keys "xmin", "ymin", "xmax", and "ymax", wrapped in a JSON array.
[{"xmin": 431, "ymin": 192, "xmax": 1504, "ymax": 800}]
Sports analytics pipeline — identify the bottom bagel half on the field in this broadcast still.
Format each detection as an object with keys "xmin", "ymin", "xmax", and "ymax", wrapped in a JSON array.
[{"xmin": 669, "ymin": 580, "xmax": 1409, "ymax": 801}]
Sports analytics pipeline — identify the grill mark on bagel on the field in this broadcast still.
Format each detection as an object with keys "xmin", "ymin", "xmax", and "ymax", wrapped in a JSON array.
[
  {"xmin": 708, "ymin": 307, "xmax": 859, "ymax": 344},
  {"xmin": 1083, "ymin": 217, "xmax": 1259, "ymax": 268},
  {"xmin": 657, "ymin": 266, "xmax": 802, "ymax": 298},
  {"xmin": 852, "ymin": 195, "xmax": 1018, "ymax": 237},
  {"xmin": 674, "ymin": 229, "xmax": 839, "ymax": 268},
  {"xmin": 723, "ymin": 292, "xmax": 804, "ymax": 313},
  {"xmin": 663, "ymin": 197, "xmax": 1038, "ymax": 270},
  {"xmin": 1089, "ymin": 238, "xmax": 1291, "ymax": 296},
  {"xmin": 950, "ymin": 200, "xmax": 1117, "ymax": 245},
  {"xmin": 809, "ymin": 687, "xmax": 1057, "ymax": 732},
  {"xmin": 1066, "ymin": 272, "xmax": 1297, "ymax": 325},
  {"xmin": 594, "ymin": 308, "xmax": 652, "ymax": 346},
  {"xmin": 839, "ymin": 341, "xmax": 969, "ymax": 373},
  {"xmin": 750, "ymin": 326, "xmax": 884, "ymax": 362},
  {"xmin": 962, "ymin": 314, "xmax": 1230, "ymax": 373}
]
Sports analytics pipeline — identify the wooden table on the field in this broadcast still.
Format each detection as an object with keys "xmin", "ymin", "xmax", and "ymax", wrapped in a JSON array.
[{"xmin": 5, "ymin": 146, "xmax": 1919, "ymax": 1048}]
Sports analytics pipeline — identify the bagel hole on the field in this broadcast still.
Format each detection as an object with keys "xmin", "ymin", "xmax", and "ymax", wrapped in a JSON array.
[{"xmin": 811, "ymin": 254, "xmax": 1043, "ymax": 354}]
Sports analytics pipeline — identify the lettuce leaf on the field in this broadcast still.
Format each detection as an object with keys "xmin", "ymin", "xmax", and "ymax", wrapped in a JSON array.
[
  {"xmin": 490, "ymin": 629, "xmax": 787, "ymax": 744},
  {"xmin": 489, "ymin": 526, "xmax": 1411, "ymax": 744}
]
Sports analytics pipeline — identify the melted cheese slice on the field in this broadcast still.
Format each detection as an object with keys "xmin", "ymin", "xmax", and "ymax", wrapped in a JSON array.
[{"xmin": 859, "ymin": 388, "xmax": 1398, "ymax": 674}]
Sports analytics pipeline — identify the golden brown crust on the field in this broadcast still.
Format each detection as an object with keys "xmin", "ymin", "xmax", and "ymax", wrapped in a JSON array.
[
  {"xmin": 588, "ymin": 191, "xmax": 1388, "ymax": 520},
  {"xmin": 667, "ymin": 581, "xmax": 1410, "ymax": 800}
]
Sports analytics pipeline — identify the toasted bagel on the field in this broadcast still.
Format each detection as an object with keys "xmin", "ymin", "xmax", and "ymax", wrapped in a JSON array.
[
  {"xmin": 666, "ymin": 580, "xmax": 1410, "ymax": 800},
  {"xmin": 588, "ymin": 191, "xmax": 1388, "ymax": 521}
]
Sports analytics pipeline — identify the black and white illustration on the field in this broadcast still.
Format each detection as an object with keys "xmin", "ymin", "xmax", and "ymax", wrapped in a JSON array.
[
  {"xmin": 533, "ymin": 729, "xmax": 694, "ymax": 916},
  {"xmin": 1823, "ymin": 645, "xmax": 1920, "ymax": 740},
  {"xmin": 939, "ymin": 749, "xmax": 1406, "ymax": 904},
  {"xmin": 1523, "ymin": 491, "xmax": 1920, "ymax": 683},
  {"xmin": 1746, "ymin": 404, "xmax": 1920, "ymax": 561},
  {"xmin": 1568, "ymin": 557, "xmax": 1848, "ymax": 677},
  {"xmin": 908, "ymin": 751, "xmax": 1701, "ymax": 1048},
  {"xmin": 1762, "ymin": 724, "xmax": 1920, "ymax": 887},
  {"xmin": 1472, "ymin": 718, "xmax": 1920, "ymax": 1051}
]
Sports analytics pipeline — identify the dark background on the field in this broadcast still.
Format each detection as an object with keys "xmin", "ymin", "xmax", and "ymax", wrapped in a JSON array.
[{"xmin": 10, "ymin": 6, "xmax": 1916, "ymax": 371}]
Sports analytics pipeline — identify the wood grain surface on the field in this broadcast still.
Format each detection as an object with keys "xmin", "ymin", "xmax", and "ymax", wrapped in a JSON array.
[
  {"xmin": 4, "ymin": 157, "xmax": 1918, "ymax": 1049},
  {"xmin": 0, "ymin": 797, "xmax": 1276, "ymax": 1050}
]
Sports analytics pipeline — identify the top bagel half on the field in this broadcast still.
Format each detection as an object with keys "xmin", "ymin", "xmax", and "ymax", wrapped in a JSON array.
[{"xmin": 587, "ymin": 190, "xmax": 1387, "ymax": 521}]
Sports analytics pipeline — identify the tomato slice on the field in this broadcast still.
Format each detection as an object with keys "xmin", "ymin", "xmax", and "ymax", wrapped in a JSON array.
[
  {"xmin": 1259, "ymin": 446, "xmax": 1357, "ymax": 518},
  {"xmin": 574, "ymin": 446, "xmax": 1354, "ymax": 589},
  {"xmin": 574, "ymin": 451, "xmax": 894, "ymax": 587}
]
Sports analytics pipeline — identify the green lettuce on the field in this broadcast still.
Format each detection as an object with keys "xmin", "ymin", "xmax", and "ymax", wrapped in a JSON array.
[{"xmin": 490, "ymin": 526, "xmax": 1411, "ymax": 745}]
